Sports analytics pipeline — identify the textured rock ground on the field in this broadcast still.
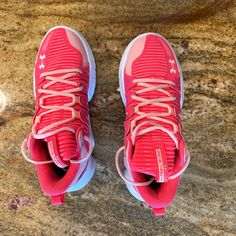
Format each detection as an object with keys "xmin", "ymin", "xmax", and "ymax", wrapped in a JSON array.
[{"xmin": 0, "ymin": 1, "xmax": 235, "ymax": 235}]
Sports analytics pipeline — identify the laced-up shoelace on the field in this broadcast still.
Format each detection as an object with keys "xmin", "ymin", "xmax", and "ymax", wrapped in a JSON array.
[
  {"xmin": 115, "ymin": 78, "xmax": 190, "ymax": 186},
  {"xmin": 21, "ymin": 69, "xmax": 93, "ymax": 165}
]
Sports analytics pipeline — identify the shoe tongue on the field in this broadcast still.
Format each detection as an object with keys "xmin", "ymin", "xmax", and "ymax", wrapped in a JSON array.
[
  {"xmin": 131, "ymin": 131, "xmax": 176, "ymax": 182},
  {"xmin": 45, "ymin": 131, "xmax": 78, "ymax": 168}
]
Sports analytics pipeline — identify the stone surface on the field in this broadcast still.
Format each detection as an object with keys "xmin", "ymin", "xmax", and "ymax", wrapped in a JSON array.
[{"xmin": 0, "ymin": 0, "xmax": 235, "ymax": 235}]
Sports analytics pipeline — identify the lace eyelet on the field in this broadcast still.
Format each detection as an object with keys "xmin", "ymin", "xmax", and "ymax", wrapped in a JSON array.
[
  {"xmin": 39, "ymin": 98, "xmax": 43, "ymax": 106},
  {"xmin": 130, "ymin": 120, "xmax": 136, "ymax": 131},
  {"xmin": 173, "ymin": 124, "xmax": 178, "ymax": 134},
  {"xmin": 75, "ymin": 96, "xmax": 79, "ymax": 103},
  {"xmin": 72, "ymin": 110, "xmax": 79, "ymax": 119},
  {"xmin": 35, "ymin": 116, "xmax": 41, "ymax": 124}
]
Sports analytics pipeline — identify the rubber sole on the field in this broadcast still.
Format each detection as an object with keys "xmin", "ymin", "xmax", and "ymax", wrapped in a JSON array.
[
  {"xmin": 33, "ymin": 25, "xmax": 96, "ymax": 193},
  {"xmin": 118, "ymin": 32, "xmax": 184, "ymax": 201},
  {"xmin": 67, "ymin": 157, "xmax": 96, "ymax": 192}
]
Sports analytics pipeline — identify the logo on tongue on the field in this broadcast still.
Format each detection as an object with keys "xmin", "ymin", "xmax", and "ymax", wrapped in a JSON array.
[
  {"xmin": 156, "ymin": 149, "xmax": 167, "ymax": 182},
  {"xmin": 47, "ymin": 140, "xmax": 66, "ymax": 167},
  {"xmin": 48, "ymin": 141, "xmax": 56, "ymax": 158}
]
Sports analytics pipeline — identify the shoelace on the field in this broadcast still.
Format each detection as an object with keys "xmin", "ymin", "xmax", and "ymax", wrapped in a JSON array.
[
  {"xmin": 115, "ymin": 78, "xmax": 190, "ymax": 186},
  {"xmin": 21, "ymin": 133, "xmax": 93, "ymax": 165},
  {"xmin": 32, "ymin": 68, "xmax": 84, "ymax": 138},
  {"xmin": 21, "ymin": 69, "xmax": 93, "ymax": 165}
]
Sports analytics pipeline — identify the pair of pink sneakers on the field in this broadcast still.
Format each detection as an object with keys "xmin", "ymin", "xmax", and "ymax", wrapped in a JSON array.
[{"xmin": 21, "ymin": 26, "xmax": 190, "ymax": 216}]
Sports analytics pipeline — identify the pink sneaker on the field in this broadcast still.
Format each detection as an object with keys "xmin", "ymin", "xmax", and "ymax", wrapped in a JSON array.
[
  {"xmin": 115, "ymin": 33, "xmax": 190, "ymax": 216},
  {"xmin": 21, "ymin": 26, "xmax": 96, "ymax": 205}
]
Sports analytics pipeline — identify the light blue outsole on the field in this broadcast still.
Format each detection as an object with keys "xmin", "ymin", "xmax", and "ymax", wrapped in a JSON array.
[{"xmin": 67, "ymin": 157, "xmax": 96, "ymax": 192}]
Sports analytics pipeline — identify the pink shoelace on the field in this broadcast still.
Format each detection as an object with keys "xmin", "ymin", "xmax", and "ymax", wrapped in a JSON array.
[
  {"xmin": 21, "ymin": 69, "xmax": 93, "ymax": 165},
  {"xmin": 115, "ymin": 78, "xmax": 190, "ymax": 186}
]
